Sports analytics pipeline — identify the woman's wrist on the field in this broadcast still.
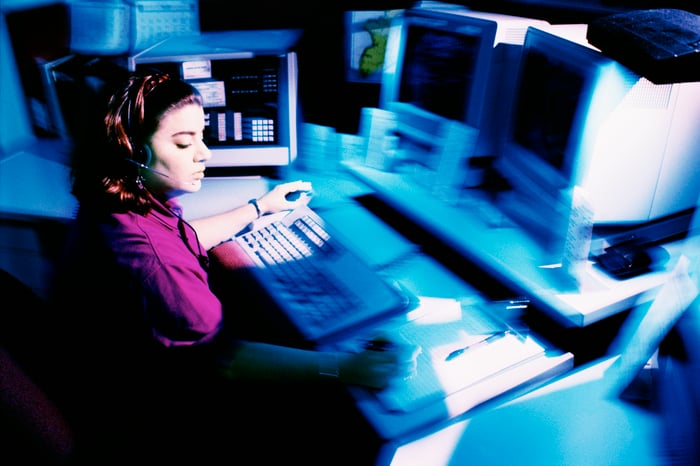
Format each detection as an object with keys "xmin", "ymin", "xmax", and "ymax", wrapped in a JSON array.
[
  {"xmin": 248, "ymin": 198, "xmax": 261, "ymax": 219},
  {"xmin": 318, "ymin": 352, "xmax": 340, "ymax": 379}
]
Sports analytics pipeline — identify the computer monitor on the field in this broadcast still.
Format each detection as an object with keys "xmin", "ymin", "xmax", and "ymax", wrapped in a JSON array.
[
  {"xmin": 380, "ymin": 8, "xmax": 495, "ymax": 134},
  {"xmin": 367, "ymin": 8, "xmax": 497, "ymax": 197},
  {"xmin": 0, "ymin": 10, "xmax": 31, "ymax": 156},
  {"xmin": 494, "ymin": 26, "xmax": 700, "ymax": 246},
  {"xmin": 2, "ymin": 1, "xmax": 70, "ymax": 146},
  {"xmin": 129, "ymin": 30, "xmax": 301, "ymax": 171},
  {"xmin": 367, "ymin": 6, "xmax": 555, "ymax": 196},
  {"xmin": 410, "ymin": 3, "xmax": 552, "ymax": 160}
]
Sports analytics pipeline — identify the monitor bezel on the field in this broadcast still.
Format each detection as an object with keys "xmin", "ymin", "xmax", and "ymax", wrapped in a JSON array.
[
  {"xmin": 495, "ymin": 26, "xmax": 612, "ymax": 196},
  {"xmin": 379, "ymin": 8, "xmax": 498, "ymax": 129}
]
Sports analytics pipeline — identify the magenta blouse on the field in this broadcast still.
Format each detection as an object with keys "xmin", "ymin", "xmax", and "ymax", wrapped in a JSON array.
[
  {"xmin": 52, "ymin": 195, "xmax": 224, "ymax": 349},
  {"xmin": 111, "ymin": 197, "xmax": 223, "ymax": 346}
]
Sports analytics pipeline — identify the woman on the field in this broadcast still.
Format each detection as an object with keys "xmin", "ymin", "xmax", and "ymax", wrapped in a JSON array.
[{"xmin": 48, "ymin": 73, "xmax": 407, "ymax": 464}]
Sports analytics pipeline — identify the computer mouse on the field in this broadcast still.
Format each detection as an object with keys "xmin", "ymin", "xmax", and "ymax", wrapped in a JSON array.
[
  {"xmin": 285, "ymin": 190, "xmax": 311, "ymax": 201},
  {"xmin": 594, "ymin": 242, "xmax": 670, "ymax": 279}
]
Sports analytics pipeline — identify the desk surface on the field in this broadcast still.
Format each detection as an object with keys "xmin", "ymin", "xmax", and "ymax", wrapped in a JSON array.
[
  {"xmin": 343, "ymin": 162, "xmax": 684, "ymax": 327},
  {"xmin": 378, "ymin": 355, "xmax": 664, "ymax": 466},
  {"xmin": 0, "ymin": 142, "xmax": 77, "ymax": 221}
]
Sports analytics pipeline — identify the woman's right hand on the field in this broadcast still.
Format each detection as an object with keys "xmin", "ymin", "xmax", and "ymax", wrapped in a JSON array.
[{"xmin": 256, "ymin": 180, "xmax": 313, "ymax": 215}]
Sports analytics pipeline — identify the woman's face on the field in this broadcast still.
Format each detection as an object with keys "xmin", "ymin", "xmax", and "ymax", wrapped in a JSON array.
[{"xmin": 143, "ymin": 103, "xmax": 211, "ymax": 198}]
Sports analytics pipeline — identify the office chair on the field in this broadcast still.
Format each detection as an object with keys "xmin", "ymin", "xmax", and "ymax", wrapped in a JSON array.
[{"xmin": 0, "ymin": 268, "xmax": 75, "ymax": 464}]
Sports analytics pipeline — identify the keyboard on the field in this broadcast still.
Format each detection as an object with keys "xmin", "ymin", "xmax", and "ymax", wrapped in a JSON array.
[{"xmin": 235, "ymin": 206, "xmax": 413, "ymax": 344}]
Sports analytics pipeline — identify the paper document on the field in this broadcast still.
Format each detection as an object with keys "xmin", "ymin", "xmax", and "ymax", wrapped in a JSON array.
[
  {"xmin": 337, "ymin": 296, "xmax": 547, "ymax": 413},
  {"xmin": 377, "ymin": 329, "xmax": 545, "ymax": 412}
]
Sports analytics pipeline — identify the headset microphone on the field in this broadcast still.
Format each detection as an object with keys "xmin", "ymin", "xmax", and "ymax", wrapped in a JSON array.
[{"xmin": 125, "ymin": 158, "xmax": 170, "ymax": 178}]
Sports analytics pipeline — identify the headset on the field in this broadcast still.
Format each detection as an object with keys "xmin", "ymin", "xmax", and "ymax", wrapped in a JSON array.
[
  {"xmin": 125, "ymin": 84, "xmax": 150, "ymax": 164},
  {"xmin": 123, "ymin": 77, "xmax": 170, "ymax": 178},
  {"xmin": 127, "ymin": 143, "xmax": 153, "ymax": 169},
  {"xmin": 125, "ymin": 142, "xmax": 168, "ymax": 178}
]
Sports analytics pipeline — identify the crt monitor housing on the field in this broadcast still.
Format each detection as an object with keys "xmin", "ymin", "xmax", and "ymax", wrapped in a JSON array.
[
  {"xmin": 414, "ymin": 4, "xmax": 553, "ymax": 158},
  {"xmin": 495, "ymin": 26, "xmax": 700, "ymax": 244},
  {"xmin": 378, "ymin": 5, "xmax": 551, "ymax": 156},
  {"xmin": 2, "ymin": 1, "xmax": 70, "ymax": 149},
  {"xmin": 129, "ymin": 31, "xmax": 299, "ymax": 170},
  {"xmin": 380, "ymin": 8, "xmax": 495, "ymax": 130},
  {"xmin": 374, "ymin": 8, "xmax": 497, "ymax": 195}
]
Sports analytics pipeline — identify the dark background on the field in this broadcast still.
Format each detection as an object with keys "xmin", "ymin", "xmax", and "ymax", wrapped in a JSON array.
[{"xmin": 198, "ymin": 0, "xmax": 700, "ymax": 134}]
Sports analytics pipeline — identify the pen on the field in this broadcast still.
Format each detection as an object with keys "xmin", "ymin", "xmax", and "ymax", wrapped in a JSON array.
[
  {"xmin": 445, "ymin": 330, "xmax": 510, "ymax": 362},
  {"xmin": 498, "ymin": 297, "xmax": 530, "ymax": 310},
  {"xmin": 364, "ymin": 339, "xmax": 395, "ymax": 352}
]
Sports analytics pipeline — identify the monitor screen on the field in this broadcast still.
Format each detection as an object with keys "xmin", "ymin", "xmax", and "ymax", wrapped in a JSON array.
[
  {"xmin": 4, "ymin": 2, "xmax": 70, "ymax": 140},
  {"xmin": 398, "ymin": 24, "xmax": 482, "ymax": 123},
  {"xmin": 369, "ymin": 8, "xmax": 497, "ymax": 197},
  {"xmin": 381, "ymin": 8, "xmax": 496, "ymax": 129},
  {"xmin": 511, "ymin": 47, "xmax": 585, "ymax": 178},
  {"xmin": 496, "ymin": 27, "xmax": 606, "ymax": 200}
]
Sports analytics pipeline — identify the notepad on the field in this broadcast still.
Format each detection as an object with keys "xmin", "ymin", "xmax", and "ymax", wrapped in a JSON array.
[
  {"xmin": 335, "ymin": 296, "xmax": 547, "ymax": 413},
  {"xmin": 376, "ymin": 323, "xmax": 545, "ymax": 413}
]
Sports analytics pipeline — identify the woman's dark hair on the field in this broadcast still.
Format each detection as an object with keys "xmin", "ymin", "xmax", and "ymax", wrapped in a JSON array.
[{"xmin": 70, "ymin": 73, "xmax": 203, "ymax": 213}]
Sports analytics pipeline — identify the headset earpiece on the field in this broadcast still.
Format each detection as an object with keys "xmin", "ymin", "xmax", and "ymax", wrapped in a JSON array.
[
  {"xmin": 128, "ymin": 136, "xmax": 152, "ymax": 166},
  {"xmin": 141, "ymin": 144, "xmax": 152, "ymax": 166},
  {"xmin": 124, "ymin": 74, "xmax": 165, "ymax": 171}
]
